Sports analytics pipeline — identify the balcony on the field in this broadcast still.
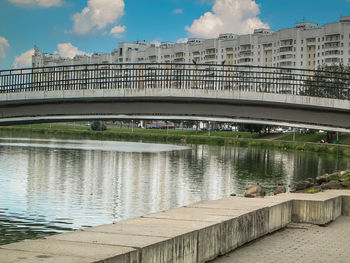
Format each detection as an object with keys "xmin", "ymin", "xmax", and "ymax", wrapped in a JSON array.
[
  {"xmin": 280, "ymin": 46, "xmax": 294, "ymax": 53},
  {"xmin": 280, "ymin": 54, "xmax": 294, "ymax": 60},
  {"xmin": 280, "ymin": 39, "xmax": 294, "ymax": 47},
  {"xmin": 239, "ymin": 58, "xmax": 253, "ymax": 63},
  {"xmin": 325, "ymin": 57, "xmax": 340, "ymax": 63},
  {"xmin": 324, "ymin": 42, "xmax": 340, "ymax": 49},
  {"xmin": 239, "ymin": 51, "xmax": 253, "ymax": 57},
  {"xmin": 173, "ymin": 58, "xmax": 185, "ymax": 63},
  {"xmin": 280, "ymin": 61, "xmax": 293, "ymax": 67},
  {"xmin": 240, "ymin": 44, "xmax": 251, "ymax": 51},
  {"xmin": 175, "ymin": 52, "xmax": 185, "ymax": 58},
  {"xmin": 204, "ymin": 54, "xmax": 216, "ymax": 60},
  {"xmin": 325, "ymin": 34, "xmax": 340, "ymax": 42},
  {"xmin": 324, "ymin": 50, "xmax": 341, "ymax": 56},
  {"xmin": 205, "ymin": 49, "xmax": 216, "ymax": 54}
]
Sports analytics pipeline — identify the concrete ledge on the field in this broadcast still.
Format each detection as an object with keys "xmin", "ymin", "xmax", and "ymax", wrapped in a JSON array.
[
  {"xmin": 1, "ymin": 190, "xmax": 350, "ymax": 263},
  {"xmin": 342, "ymin": 196, "xmax": 350, "ymax": 216}
]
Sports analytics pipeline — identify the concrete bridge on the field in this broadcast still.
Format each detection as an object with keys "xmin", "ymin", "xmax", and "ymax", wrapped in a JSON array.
[{"xmin": 0, "ymin": 63, "xmax": 349, "ymax": 132}]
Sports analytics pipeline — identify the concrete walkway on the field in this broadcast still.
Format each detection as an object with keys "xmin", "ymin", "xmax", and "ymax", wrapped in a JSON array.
[
  {"xmin": 1, "ymin": 190, "xmax": 350, "ymax": 262},
  {"xmin": 213, "ymin": 216, "xmax": 350, "ymax": 263}
]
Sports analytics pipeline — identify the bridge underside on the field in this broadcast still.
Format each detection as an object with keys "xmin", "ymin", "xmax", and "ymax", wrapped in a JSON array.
[{"xmin": 0, "ymin": 97, "xmax": 350, "ymax": 132}]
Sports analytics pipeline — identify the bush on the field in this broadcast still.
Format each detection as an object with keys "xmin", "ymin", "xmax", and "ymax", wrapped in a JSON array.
[{"xmin": 91, "ymin": 121, "xmax": 107, "ymax": 131}]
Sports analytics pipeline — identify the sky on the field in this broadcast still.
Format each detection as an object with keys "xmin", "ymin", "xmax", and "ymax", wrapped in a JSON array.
[{"xmin": 0, "ymin": 0, "xmax": 349, "ymax": 70}]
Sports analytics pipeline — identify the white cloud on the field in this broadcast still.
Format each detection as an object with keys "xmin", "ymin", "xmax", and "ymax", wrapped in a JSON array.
[
  {"xmin": 56, "ymin": 43, "xmax": 87, "ymax": 59},
  {"xmin": 173, "ymin": 9, "xmax": 183, "ymax": 15},
  {"xmin": 72, "ymin": 0, "xmax": 125, "ymax": 35},
  {"xmin": 185, "ymin": 0, "xmax": 269, "ymax": 38},
  {"xmin": 110, "ymin": 25, "xmax": 126, "ymax": 38},
  {"xmin": 0, "ymin": 37, "xmax": 10, "ymax": 59},
  {"xmin": 9, "ymin": 0, "xmax": 62, "ymax": 8},
  {"xmin": 176, "ymin": 38, "xmax": 188, "ymax": 43},
  {"xmin": 14, "ymin": 49, "xmax": 34, "ymax": 68}
]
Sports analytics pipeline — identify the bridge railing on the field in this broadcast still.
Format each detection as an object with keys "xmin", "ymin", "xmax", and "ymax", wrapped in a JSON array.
[{"xmin": 0, "ymin": 63, "xmax": 349, "ymax": 100}]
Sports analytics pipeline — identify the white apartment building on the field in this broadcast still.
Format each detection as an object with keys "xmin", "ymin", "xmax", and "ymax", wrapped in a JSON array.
[{"xmin": 33, "ymin": 16, "xmax": 350, "ymax": 70}]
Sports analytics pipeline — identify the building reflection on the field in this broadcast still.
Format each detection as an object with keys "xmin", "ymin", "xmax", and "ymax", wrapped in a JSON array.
[{"xmin": 0, "ymin": 139, "xmax": 349, "ymax": 240}]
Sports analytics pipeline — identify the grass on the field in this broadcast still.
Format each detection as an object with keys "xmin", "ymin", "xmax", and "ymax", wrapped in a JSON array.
[
  {"xmin": 278, "ymin": 133, "xmax": 326, "ymax": 143},
  {"xmin": 1, "ymin": 124, "xmax": 350, "ymax": 157},
  {"xmin": 305, "ymin": 187, "xmax": 322, "ymax": 194}
]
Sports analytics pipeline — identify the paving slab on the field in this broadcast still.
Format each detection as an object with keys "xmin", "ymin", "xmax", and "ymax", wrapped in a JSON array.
[
  {"xmin": 48, "ymin": 230, "xmax": 170, "ymax": 248},
  {"xmin": 85, "ymin": 217, "xmax": 214, "ymax": 238},
  {"xmin": 0, "ymin": 248, "xmax": 88, "ymax": 263},
  {"xmin": 212, "ymin": 216, "xmax": 350, "ymax": 263},
  {"xmin": 144, "ymin": 207, "xmax": 248, "ymax": 222},
  {"xmin": 1, "ymin": 239, "xmax": 138, "ymax": 263},
  {"xmin": 188, "ymin": 196, "xmax": 287, "ymax": 210}
]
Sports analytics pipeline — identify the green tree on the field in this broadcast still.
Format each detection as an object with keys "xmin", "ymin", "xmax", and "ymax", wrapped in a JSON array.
[
  {"xmin": 302, "ymin": 64, "xmax": 350, "ymax": 99},
  {"xmin": 91, "ymin": 121, "xmax": 107, "ymax": 131}
]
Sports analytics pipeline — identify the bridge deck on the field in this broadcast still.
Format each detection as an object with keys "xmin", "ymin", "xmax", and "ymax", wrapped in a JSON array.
[{"xmin": 0, "ymin": 63, "xmax": 349, "ymax": 131}]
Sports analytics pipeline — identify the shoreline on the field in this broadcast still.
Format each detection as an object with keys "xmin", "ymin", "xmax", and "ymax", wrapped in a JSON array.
[{"xmin": 0, "ymin": 125, "xmax": 350, "ymax": 157}]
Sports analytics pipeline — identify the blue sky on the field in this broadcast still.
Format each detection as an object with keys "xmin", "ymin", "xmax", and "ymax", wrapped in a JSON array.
[{"xmin": 0, "ymin": 0, "xmax": 349, "ymax": 69}]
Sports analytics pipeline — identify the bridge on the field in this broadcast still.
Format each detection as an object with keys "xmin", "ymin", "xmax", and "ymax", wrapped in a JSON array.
[{"xmin": 0, "ymin": 63, "xmax": 349, "ymax": 132}]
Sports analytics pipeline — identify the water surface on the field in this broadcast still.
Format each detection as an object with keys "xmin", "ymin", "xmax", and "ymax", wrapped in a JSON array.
[{"xmin": 0, "ymin": 138, "xmax": 348, "ymax": 245}]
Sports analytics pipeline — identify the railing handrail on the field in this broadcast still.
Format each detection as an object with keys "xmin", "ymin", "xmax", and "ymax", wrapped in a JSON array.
[
  {"xmin": 0, "ymin": 63, "xmax": 349, "ymax": 101},
  {"xmin": 1, "ymin": 62, "xmax": 349, "ymax": 76}
]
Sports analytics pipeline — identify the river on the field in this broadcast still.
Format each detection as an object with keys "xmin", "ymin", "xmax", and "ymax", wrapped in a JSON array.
[{"xmin": 0, "ymin": 137, "xmax": 349, "ymax": 245}]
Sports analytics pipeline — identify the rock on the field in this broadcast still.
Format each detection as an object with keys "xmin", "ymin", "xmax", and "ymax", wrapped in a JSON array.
[
  {"xmin": 244, "ymin": 185, "xmax": 265, "ymax": 198},
  {"xmin": 328, "ymin": 172, "xmax": 341, "ymax": 181},
  {"xmin": 306, "ymin": 178, "xmax": 315, "ymax": 184},
  {"xmin": 321, "ymin": 181, "xmax": 344, "ymax": 190},
  {"xmin": 274, "ymin": 185, "xmax": 286, "ymax": 195},
  {"xmin": 340, "ymin": 180, "xmax": 350, "ymax": 188},
  {"xmin": 340, "ymin": 171, "xmax": 348, "ymax": 177},
  {"xmin": 316, "ymin": 174, "xmax": 330, "ymax": 184},
  {"xmin": 295, "ymin": 180, "xmax": 313, "ymax": 191}
]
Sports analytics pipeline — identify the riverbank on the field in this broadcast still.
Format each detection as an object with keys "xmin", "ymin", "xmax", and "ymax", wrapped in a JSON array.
[
  {"xmin": 295, "ymin": 170, "xmax": 350, "ymax": 194},
  {"xmin": 1, "ymin": 124, "xmax": 350, "ymax": 156}
]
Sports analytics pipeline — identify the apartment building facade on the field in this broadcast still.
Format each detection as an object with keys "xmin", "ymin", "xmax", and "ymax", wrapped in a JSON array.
[{"xmin": 32, "ymin": 16, "xmax": 350, "ymax": 70}]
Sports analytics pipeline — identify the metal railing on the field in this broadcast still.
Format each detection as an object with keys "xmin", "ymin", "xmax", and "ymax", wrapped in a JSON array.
[{"xmin": 0, "ymin": 63, "xmax": 349, "ymax": 100}]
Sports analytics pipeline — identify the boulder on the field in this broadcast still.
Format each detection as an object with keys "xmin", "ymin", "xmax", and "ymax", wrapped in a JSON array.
[
  {"xmin": 295, "ymin": 180, "xmax": 313, "ymax": 191},
  {"xmin": 315, "ymin": 174, "xmax": 330, "ymax": 184},
  {"xmin": 340, "ymin": 180, "xmax": 350, "ymax": 188},
  {"xmin": 321, "ymin": 181, "xmax": 344, "ymax": 190},
  {"xmin": 274, "ymin": 185, "xmax": 286, "ymax": 195},
  {"xmin": 244, "ymin": 185, "xmax": 265, "ymax": 198}
]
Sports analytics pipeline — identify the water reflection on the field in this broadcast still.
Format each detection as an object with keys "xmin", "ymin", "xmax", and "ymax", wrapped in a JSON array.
[{"xmin": 0, "ymin": 138, "xmax": 349, "ymax": 245}]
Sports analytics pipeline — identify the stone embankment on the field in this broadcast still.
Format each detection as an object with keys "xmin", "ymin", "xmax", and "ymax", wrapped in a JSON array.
[
  {"xmin": 295, "ymin": 170, "xmax": 350, "ymax": 193},
  {"xmin": 1, "ymin": 190, "xmax": 350, "ymax": 263}
]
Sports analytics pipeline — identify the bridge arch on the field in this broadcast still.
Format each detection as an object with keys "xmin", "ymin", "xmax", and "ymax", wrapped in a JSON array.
[{"xmin": 0, "ymin": 63, "xmax": 349, "ymax": 132}]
